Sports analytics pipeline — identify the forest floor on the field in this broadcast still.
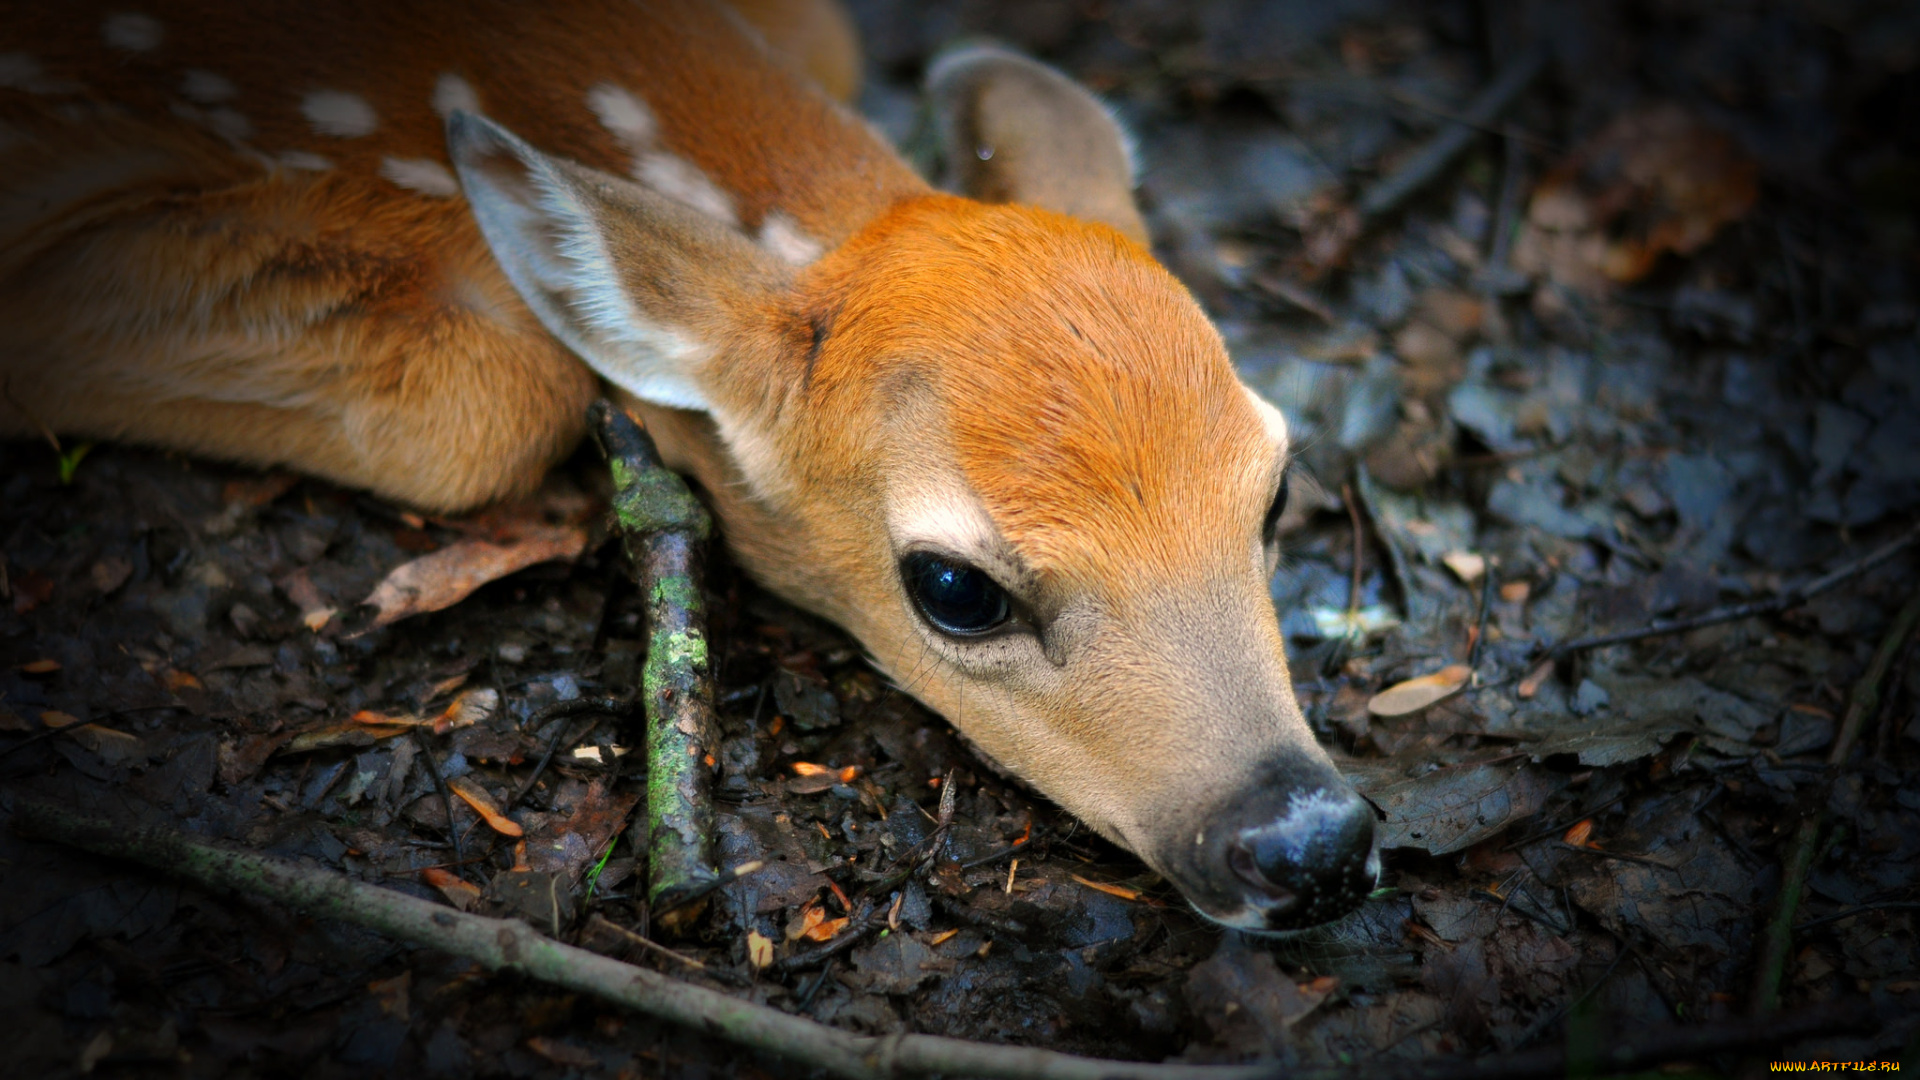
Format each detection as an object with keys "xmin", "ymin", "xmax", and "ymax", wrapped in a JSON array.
[{"xmin": 3, "ymin": 0, "xmax": 1918, "ymax": 1075}]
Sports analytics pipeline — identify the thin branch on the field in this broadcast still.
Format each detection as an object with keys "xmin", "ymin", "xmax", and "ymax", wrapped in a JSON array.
[
  {"xmin": 1751, "ymin": 587, "xmax": 1920, "ymax": 1016},
  {"xmin": 9, "ymin": 800, "xmax": 1288, "ymax": 1080},
  {"xmin": 1359, "ymin": 44, "xmax": 1549, "ymax": 220},
  {"xmin": 1549, "ymin": 522, "xmax": 1920, "ymax": 660}
]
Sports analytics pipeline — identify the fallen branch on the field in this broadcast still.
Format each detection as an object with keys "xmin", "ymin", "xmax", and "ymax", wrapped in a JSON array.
[
  {"xmin": 1358, "ymin": 44, "xmax": 1549, "ymax": 220},
  {"xmin": 1549, "ymin": 522, "xmax": 1920, "ymax": 660},
  {"xmin": 11, "ymin": 799, "xmax": 1285, "ymax": 1080},
  {"xmin": 589, "ymin": 401, "xmax": 720, "ymax": 934},
  {"xmin": 1750, "ymin": 586, "xmax": 1920, "ymax": 1016}
]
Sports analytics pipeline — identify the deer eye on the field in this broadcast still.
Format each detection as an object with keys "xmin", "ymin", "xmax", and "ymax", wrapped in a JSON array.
[
  {"xmin": 1262, "ymin": 467, "xmax": 1292, "ymax": 546},
  {"xmin": 902, "ymin": 553, "xmax": 1011, "ymax": 637}
]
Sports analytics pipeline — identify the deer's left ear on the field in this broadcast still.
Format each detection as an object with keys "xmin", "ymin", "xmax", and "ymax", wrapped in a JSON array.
[
  {"xmin": 926, "ymin": 44, "xmax": 1149, "ymax": 247},
  {"xmin": 448, "ymin": 110, "xmax": 795, "ymax": 414}
]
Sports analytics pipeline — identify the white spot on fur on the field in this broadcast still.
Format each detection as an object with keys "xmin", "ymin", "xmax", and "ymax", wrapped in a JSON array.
[
  {"xmin": 381, "ymin": 155, "xmax": 459, "ymax": 197},
  {"xmin": 103, "ymin": 13, "xmax": 164, "ymax": 52},
  {"xmin": 180, "ymin": 69, "xmax": 236, "ymax": 104},
  {"xmin": 301, "ymin": 90, "xmax": 378, "ymax": 138},
  {"xmin": 432, "ymin": 73, "xmax": 479, "ymax": 118},
  {"xmin": 276, "ymin": 150, "xmax": 333, "ymax": 171},
  {"xmin": 585, "ymin": 83, "xmax": 656, "ymax": 149},
  {"xmin": 636, "ymin": 153, "xmax": 736, "ymax": 226},
  {"xmin": 757, "ymin": 211, "xmax": 823, "ymax": 266}
]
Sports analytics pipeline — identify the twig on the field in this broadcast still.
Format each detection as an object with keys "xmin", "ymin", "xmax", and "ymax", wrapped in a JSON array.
[
  {"xmin": 590, "ymin": 401, "xmax": 720, "ymax": 934},
  {"xmin": 774, "ymin": 899, "xmax": 881, "ymax": 973},
  {"xmin": 649, "ymin": 859, "xmax": 767, "ymax": 922},
  {"xmin": 1468, "ymin": 558, "xmax": 1497, "ymax": 670},
  {"xmin": 1342, "ymin": 482, "xmax": 1365, "ymax": 622},
  {"xmin": 509, "ymin": 697, "xmax": 636, "ymax": 809},
  {"xmin": 584, "ymin": 913, "xmax": 706, "ymax": 970},
  {"xmin": 1795, "ymin": 900, "xmax": 1920, "ymax": 933},
  {"xmin": 1549, "ymin": 522, "xmax": 1920, "ymax": 660},
  {"xmin": 1751, "ymin": 587, "xmax": 1920, "ymax": 1016},
  {"xmin": 1358, "ymin": 44, "xmax": 1549, "ymax": 220},
  {"xmin": 411, "ymin": 727, "xmax": 465, "ymax": 874}
]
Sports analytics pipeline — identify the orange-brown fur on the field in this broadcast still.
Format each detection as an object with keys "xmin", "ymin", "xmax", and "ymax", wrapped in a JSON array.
[
  {"xmin": 1, "ymin": 0, "xmax": 904, "ymax": 508},
  {"xmin": 1, "ymin": 0, "xmax": 1367, "ymax": 928}
]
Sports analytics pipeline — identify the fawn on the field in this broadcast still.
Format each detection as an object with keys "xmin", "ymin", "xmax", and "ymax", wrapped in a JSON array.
[{"xmin": 0, "ymin": 0, "xmax": 1378, "ymax": 930}]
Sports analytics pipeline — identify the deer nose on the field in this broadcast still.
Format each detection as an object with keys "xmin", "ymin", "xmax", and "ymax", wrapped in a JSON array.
[{"xmin": 1227, "ymin": 787, "xmax": 1378, "ymax": 930}]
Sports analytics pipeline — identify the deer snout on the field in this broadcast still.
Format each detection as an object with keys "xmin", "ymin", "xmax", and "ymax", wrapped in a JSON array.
[
  {"xmin": 1224, "ymin": 786, "xmax": 1379, "ymax": 930},
  {"xmin": 1164, "ymin": 767, "xmax": 1380, "ymax": 933}
]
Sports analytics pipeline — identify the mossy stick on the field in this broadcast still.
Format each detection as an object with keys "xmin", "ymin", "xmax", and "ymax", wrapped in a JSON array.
[{"xmin": 589, "ymin": 400, "xmax": 719, "ymax": 933}]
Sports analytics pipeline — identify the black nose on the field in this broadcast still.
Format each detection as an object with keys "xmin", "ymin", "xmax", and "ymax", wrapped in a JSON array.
[{"xmin": 1228, "ymin": 787, "xmax": 1377, "ymax": 929}]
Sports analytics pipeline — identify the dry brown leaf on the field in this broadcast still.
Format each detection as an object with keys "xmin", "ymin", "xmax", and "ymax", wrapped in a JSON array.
[
  {"xmin": 284, "ymin": 721, "xmax": 412, "ymax": 753},
  {"xmin": 1442, "ymin": 551, "xmax": 1486, "ymax": 584},
  {"xmin": 526, "ymin": 1037, "xmax": 597, "ymax": 1069},
  {"xmin": 1070, "ymin": 873, "xmax": 1141, "ymax": 901},
  {"xmin": 68, "ymin": 723, "xmax": 148, "ymax": 766},
  {"xmin": 1515, "ymin": 104, "xmax": 1757, "ymax": 293},
  {"xmin": 1367, "ymin": 664, "xmax": 1473, "ymax": 717},
  {"xmin": 357, "ymin": 524, "xmax": 589, "ymax": 630},
  {"xmin": 802, "ymin": 916, "xmax": 849, "ymax": 943},
  {"xmin": 786, "ymin": 901, "xmax": 826, "ymax": 942},
  {"xmin": 278, "ymin": 569, "xmax": 335, "ymax": 632},
  {"xmin": 422, "ymin": 867, "xmax": 482, "ymax": 911},
  {"xmin": 39, "ymin": 710, "xmax": 82, "ymax": 728},
  {"xmin": 90, "ymin": 557, "xmax": 133, "ymax": 595},
  {"xmin": 18, "ymin": 658, "xmax": 60, "ymax": 674},
  {"xmin": 746, "ymin": 930, "xmax": 775, "ymax": 969},
  {"xmin": 162, "ymin": 669, "xmax": 203, "ymax": 691},
  {"xmin": 929, "ymin": 928, "xmax": 960, "ymax": 946},
  {"xmin": 433, "ymin": 687, "xmax": 499, "ymax": 734},
  {"xmin": 1516, "ymin": 659, "xmax": 1556, "ymax": 700},
  {"xmin": 447, "ymin": 775, "xmax": 523, "ymax": 837}
]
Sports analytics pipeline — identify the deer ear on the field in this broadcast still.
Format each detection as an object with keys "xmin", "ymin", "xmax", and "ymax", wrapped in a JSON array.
[
  {"xmin": 447, "ymin": 110, "xmax": 791, "ymax": 413},
  {"xmin": 926, "ymin": 45, "xmax": 1149, "ymax": 247}
]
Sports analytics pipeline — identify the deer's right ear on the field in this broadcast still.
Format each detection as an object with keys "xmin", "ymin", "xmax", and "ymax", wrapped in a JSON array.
[
  {"xmin": 448, "ymin": 110, "xmax": 793, "ymax": 414},
  {"xmin": 926, "ymin": 45, "xmax": 1149, "ymax": 248}
]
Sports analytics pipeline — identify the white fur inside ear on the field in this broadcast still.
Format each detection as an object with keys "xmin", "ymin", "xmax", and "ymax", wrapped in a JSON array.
[
  {"xmin": 449, "ymin": 112, "xmax": 710, "ymax": 412},
  {"xmin": 1243, "ymin": 385, "xmax": 1290, "ymax": 449}
]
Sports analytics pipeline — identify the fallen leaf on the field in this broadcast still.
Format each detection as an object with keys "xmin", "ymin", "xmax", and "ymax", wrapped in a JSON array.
[
  {"xmin": 433, "ymin": 687, "xmax": 499, "ymax": 734},
  {"xmin": 1499, "ymin": 581, "xmax": 1531, "ymax": 603},
  {"xmin": 1442, "ymin": 551, "xmax": 1486, "ymax": 584},
  {"xmin": 929, "ymin": 929, "xmax": 960, "ymax": 946},
  {"xmin": 357, "ymin": 524, "xmax": 589, "ymax": 630},
  {"xmin": 67, "ymin": 723, "xmax": 149, "ymax": 767},
  {"xmin": 422, "ymin": 867, "xmax": 482, "ymax": 911},
  {"xmin": 1514, "ymin": 104, "xmax": 1757, "ymax": 292},
  {"xmin": 789, "ymin": 761, "xmax": 832, "ymax": 777},
  {"xmin": 162, "ymin": 668, "xmax": 203, "ymax": 692},
  {"xmin": 90, "ymin": 557, "xmax": 133, "ymax": 595},
  {"xmin": 526, "ymin": 1038, "xmax": 597, "ymax": 1069},
  {"xmin": 803, "ymin": 916, "xmax": 849, "ymax": 942},
  {"xmin": 447, "ymin": 775, "xmax": 523, "ymax": 837},
  {"xmin": 746, "ymin": 930, "xmax": 775, "ymax": 969},
  {"xmin": 1517, "ymin": 659, "xmax": 1555, "ymax": 699},
  {"xmin": 1355, "ymin": 761, "xmax": 1560, "ymax": 855},
  {"xmin": 278, "ymin": 569, "xmax": 335, "ymax": 632},
  {"xmin": 18, "ymin": 659, "xmax": 60, "ymax": 674},
  {"xmin": 284, "ymin": 720, "xmax": 411, "ymax": 753},
  {"xmin": 352, "ymin": 708, "xmax": 428, "ymax": 727},
  {"xmin": 786, "ymin": 901, "xmax": 827, "ymax": 942},
  {"xmin": 1367, "ymin": 664, "xmax": 1473, "ymax": 717},
  {"xmin": 1563, "ymin": 819, "xmax": 1595, "ymax": 847},
  {"xmin": 367, "ymin": 972, "xmax": 410, "ymax": 1021},
  {"xmin": 40, "ymin": 710, "xmax": 82, "ymax": 728},
  {"xmin": 1070, "ymin": 874, "xmax": 1141, "ymax": 901},
  {"xmin": 12, "ymin": 570, "xmax": 53, "ymax": 614}
]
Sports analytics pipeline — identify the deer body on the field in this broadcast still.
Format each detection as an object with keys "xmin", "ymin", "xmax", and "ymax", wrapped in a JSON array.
[{"xmin": 0, "ymin": 0, "xmax": 1378, "ymax": 930}]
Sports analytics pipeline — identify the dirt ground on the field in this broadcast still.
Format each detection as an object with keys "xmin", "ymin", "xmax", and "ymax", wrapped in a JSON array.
[{"xmin": 4, "ymin": 0, "xmax": 1919, "ymax": 1075}]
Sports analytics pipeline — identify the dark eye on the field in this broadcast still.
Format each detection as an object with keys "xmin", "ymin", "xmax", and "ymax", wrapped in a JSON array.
[
  {"xmin": 902, "ymin": 553, "xmax": 1011, "ymax": 637},
  {"xmin": 1262, "ymin": 467, "xmax": 1292, "ymax": 546}
]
